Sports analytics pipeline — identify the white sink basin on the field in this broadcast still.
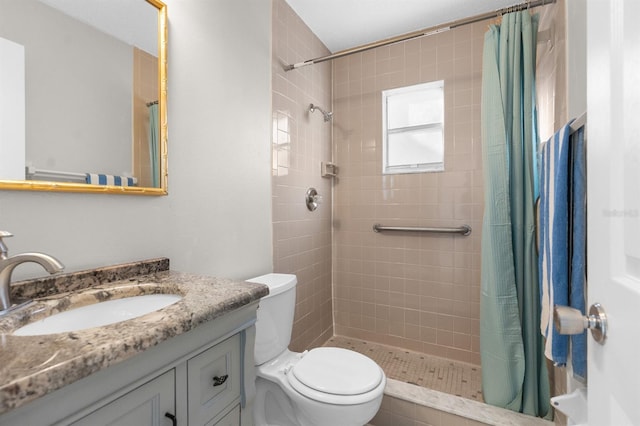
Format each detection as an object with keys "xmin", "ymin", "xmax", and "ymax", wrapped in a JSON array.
[{"xmin": 13, "ymin": 294, "xmax": 182, "ymax": 336}]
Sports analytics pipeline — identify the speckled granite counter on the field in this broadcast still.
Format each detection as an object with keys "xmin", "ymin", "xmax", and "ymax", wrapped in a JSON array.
[{"xmin": 0, "ymin": 258, "xmax": 268, "ymax": 414}]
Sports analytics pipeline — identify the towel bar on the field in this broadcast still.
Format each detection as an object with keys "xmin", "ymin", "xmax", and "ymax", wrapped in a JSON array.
[{"xmin": 372, "ymin": 224, "xmax": 471, "ymax": 236}]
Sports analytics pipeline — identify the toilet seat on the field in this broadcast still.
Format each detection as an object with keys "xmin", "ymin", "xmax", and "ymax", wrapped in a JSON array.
[{"xmin": 287, "ymin": 347, "xmax": 384, "ymax": 405}]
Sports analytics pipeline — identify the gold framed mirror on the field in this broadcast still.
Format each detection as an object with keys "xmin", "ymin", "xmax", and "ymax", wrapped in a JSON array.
[{"xmin": 0, "ymin": 0, "xmax": 167, "ymax": 195}]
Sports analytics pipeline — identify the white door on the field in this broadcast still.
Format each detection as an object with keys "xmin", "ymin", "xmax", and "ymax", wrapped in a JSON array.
[{"xmin": 587, "ymin": 0, "xmax": 640, "ymax": 425}]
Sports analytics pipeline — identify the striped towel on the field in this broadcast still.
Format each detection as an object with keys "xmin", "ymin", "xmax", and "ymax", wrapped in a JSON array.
[
  {"xmin": 569, "ymin": 126, "xmax": 587, "ymax": 381},
  {"xmin": 85, "ymin": 174, "xmax": 138, "ymax": 187},
  {"xmin": 539, "ymin": 122, "xmax": 572, "ymax": 365}
]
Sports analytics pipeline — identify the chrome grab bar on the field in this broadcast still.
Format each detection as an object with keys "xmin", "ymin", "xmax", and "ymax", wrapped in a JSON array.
[{"xmin": 372, "ymin": 224, "xmax": 471, "ymax": 236}]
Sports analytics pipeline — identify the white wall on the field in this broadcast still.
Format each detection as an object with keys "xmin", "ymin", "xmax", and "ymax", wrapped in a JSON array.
[
  {"xmin": 164, "ymin": 0, "xmax": 273, "ymax": 278},
  {"xmin": 0, "ymin": 0, "xmax": 273, "ymax": 282},
  {"xmin": 0, "ymin": 37, "xmax": 25, "ymax": 181},
  {"xmin": 0, "ymin": 0, "xmax": 132, "ymax": 175}
]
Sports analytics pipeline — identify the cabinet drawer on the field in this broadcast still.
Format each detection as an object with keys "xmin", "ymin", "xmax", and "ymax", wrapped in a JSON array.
[
  {"xmin": 208, "ymin": 405, "xmax": 240, "ymax": 426},
  {"xmin": 188, "ymin": 334, "xmax": 241, "ymax": 426}
]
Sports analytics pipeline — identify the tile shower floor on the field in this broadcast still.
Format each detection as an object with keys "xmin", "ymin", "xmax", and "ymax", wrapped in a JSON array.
[{"xmin": 324, "ymin": 336, "xmax": 484, "ymax": 402}]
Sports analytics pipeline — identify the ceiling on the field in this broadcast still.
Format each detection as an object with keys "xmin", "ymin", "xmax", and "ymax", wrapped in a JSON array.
[
  {"xmin": 284, "ymin": 0, "xmax": 526, "ymax": 53},
  {"xmin": 38, "ymin": 0, "xmax": 158, "ymax": 55}
]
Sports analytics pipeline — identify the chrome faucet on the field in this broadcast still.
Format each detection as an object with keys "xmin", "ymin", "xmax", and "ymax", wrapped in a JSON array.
[{"xmin": 0, "ymin": 231, "xmax": 64, "ymax": 314}]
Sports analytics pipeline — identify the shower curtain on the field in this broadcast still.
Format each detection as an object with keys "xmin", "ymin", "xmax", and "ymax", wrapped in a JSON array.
[
  {"xmin": 479, "ymin": 10, "xmax": 550, "ymax": 418},
  {"xmin": 148, "ymin": 103, "xmax": 159, "ymax": 188}
]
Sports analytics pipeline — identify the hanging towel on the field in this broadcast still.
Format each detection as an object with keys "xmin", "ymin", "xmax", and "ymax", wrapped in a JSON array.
[
  {"xmin": 85, "ymin": 173, "xmax": 138, "ymax": 187},
  {"xmin": 539, "ymin": 122, "xmax": 572, "ymax": 365},
  {"xmin": 569, "ymin": 126, "xmax": 587, "ymax": 381}
]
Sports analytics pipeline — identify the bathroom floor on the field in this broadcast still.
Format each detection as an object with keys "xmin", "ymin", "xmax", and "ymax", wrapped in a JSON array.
[{"xmin": 324, "ymin": 336, "xmax": 484, "ymax": 402}]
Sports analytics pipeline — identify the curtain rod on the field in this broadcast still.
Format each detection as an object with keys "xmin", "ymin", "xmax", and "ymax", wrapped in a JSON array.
[{"xmin": 284, "ymin": 0, "xmax": 555, "ymax": 71}]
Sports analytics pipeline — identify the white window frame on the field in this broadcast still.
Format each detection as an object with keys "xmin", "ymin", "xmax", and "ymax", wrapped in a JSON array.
[{"xmin": 382, "ymin": 80, "xmax": 445, "ymax": 174}]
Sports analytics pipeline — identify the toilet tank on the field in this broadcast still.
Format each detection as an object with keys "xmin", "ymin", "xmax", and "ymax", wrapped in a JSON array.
[{"xmin": 246, "ymin": 273, "xmax": 297, "ymax": 365}]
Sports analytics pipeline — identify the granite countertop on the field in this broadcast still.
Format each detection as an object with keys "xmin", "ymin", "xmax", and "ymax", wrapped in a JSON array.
[{"xmin": 0, "ymin": 258, "xmax": 269, "ymax": 414}]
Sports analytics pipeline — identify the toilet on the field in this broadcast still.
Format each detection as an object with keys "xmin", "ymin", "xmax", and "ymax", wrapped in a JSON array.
[{"xmin": 247, "ymin": 273, "xmax": 386, "ymax": 426}]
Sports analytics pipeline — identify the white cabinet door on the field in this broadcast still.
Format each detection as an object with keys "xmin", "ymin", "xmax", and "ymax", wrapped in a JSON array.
[
  {"xmin": 587, "ymin": 0, "xmax": 640, "ymax": 424},
  {"xmin": 72, "ymin": 369, "xmax": 176, "ymax": 426}
]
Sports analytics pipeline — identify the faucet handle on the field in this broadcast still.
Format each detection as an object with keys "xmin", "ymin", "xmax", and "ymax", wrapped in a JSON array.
[{"xmin": 0, "ymin": 231, "xmax": 12, "ymax": 255}]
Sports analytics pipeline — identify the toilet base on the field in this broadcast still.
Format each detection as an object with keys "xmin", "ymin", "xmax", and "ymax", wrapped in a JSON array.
[
  {"xmin": 254, "ymin": 349, "xmax": 385, "ymax": 426},
  {"xmin": 254, "ymin": 376, "xmax": 299, "ymax": 426}
]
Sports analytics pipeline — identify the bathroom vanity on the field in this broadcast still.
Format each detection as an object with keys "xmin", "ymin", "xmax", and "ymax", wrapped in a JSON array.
[{"xmin": 0, "ymin": 259, "xmax": 268, "ymax": 426}]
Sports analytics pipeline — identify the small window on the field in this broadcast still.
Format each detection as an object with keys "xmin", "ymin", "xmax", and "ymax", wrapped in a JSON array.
[{"xmin": 382, "ymin": 81, "xmax": 444, "ymax": 174}]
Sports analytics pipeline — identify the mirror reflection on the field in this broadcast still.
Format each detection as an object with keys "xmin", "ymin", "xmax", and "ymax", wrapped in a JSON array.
[{"xmin": 0, "ymin": 0, "xmax": 167, "ymax": 195}]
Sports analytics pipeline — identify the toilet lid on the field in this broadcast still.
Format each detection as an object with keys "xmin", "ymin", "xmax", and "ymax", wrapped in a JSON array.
[{"xmin": 288, "ymin": 347, "xmax": 383, "ymax": 403}]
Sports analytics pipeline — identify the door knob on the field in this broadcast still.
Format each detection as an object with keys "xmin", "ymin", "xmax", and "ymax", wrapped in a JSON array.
[{"xmin": 554, "ymin": 303, "xmax": 607, "ymax": 344}]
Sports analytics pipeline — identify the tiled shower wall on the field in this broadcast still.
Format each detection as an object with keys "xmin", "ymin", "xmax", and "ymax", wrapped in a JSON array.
[
  {"xmin": 332, "ymin": 21, "xmax": 487, "ymax": 365},
  {"xmin": 272, "ymin": 0, "xmax": 567, "ymax": 372},
  {"xmin": 271, "ymin": 0, "xmax": 334, "ymax": 351}
]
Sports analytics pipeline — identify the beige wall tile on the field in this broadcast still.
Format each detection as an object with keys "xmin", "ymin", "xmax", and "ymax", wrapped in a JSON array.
[
  {"xmin": 271, "ymin": 0, "xmax": 333, "ymax": 351},
  {"xmin": 332, "ymin": 18, "xmax": 486, "ymax": 365}
]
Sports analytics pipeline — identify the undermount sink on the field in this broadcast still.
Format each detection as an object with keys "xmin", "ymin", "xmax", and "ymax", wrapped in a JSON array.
[{"xmin": 13, "ymin": 294, "xmax": 182, "ymax": 336}]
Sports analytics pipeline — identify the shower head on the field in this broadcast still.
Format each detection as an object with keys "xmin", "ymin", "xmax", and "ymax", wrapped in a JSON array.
[{"xmin": 309, "ymin": 103, "xmax": 333, "ymax": 122}]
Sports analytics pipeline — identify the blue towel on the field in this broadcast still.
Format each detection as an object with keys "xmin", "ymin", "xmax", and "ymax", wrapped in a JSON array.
[
  {"xmin": 85, "ymin": 173, "xmax": 138, "ymax": 187},
  {"xmin": 569, "ymin": 126, "xmax": 587, "ymax": 380},
  {"xmin": 539, "ymin": 122, "xmax": 572, "ymax": 365}
]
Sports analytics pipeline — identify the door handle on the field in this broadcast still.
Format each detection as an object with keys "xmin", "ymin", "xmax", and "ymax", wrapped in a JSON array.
[{"xmin": 554, "ymin": 303, "xmax": 607, "ymax": 344}]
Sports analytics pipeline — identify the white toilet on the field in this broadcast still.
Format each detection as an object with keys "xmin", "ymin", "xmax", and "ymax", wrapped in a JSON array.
[{"xmin": 247, "ymin": 273, "xmax": 386, "ymax": 426}]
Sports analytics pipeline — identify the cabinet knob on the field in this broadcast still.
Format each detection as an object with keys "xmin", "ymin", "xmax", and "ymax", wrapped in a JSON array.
[{"xmin": 212, "ymin": 374, "xmax": 229, "ymax": 387}]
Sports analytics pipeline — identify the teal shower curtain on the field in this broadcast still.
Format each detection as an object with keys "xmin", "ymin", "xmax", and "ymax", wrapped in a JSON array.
[
  {"xmin": 148, "ymin": 103, "xmax": 159, "ymax": 188},
  {"xmin": 480, "ymin": 11, "xmax": 549, "ymax": 418}
]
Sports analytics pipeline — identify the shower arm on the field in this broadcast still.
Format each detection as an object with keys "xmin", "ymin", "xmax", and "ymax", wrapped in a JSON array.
[{"xmin": 309, "ymin": 104, "xmax": 333, "ymax": 122}]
